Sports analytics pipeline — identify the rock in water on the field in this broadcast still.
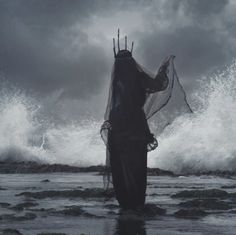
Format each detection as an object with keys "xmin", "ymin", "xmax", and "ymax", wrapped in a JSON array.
[
  {"xmin": 142, "ymin": 203, "xmax": 166, "ymax": 216},
  {"xmin": 0, "ymin": 213, "xmax": 37, "ymax": 221},
  {"xmin": 147, "ymin": 168, "xmax": 175, "ymax": 176},
  {"xmin": 52, "ymin": 205, "xmax": 104, "ymax": 218},
  {"xmin": 0, "ymin": 161, "xmax": 105, "ymax": 173},
  {"xmin": 172, "ymin": 189, "xmax": 228, "ymax": 198},
  {"xmin": 41, "ymin": 179, "xmax": 50, "ymax": 183},
  {"xmin": 119, "ymin": 203, "xmax": 166, "ymax": 221},
  {"xmin": 0, "ymin": 229, "xmax": 23, "ymax": 235},
  {"xmin": 179, "ymin": 198, "xmax": 232, "ymax": 210},
  {"xmin": 37, "ymin": 233, "xmax": 67, "ymax": 235},
  {"xmin": 54, "ymin": 205, "xmax": 84, "ymax": 216},
  {"xmin": 0, "ymin": 202, "xmax": 11, "ymax": 208},
  {"xmin": 174, "ymin": 209, "xmax": 207, "ymax": 218},
  {"xmin": 16, "ymin": 188, "xmax": 115, "ymax": 199},
  {"xmin": 221, "ymin": 184, "xmax": 236, "ymax": 189},
  {"xmin": 10, "ymin": 202, "xmax": 39, "ymax": 211}
]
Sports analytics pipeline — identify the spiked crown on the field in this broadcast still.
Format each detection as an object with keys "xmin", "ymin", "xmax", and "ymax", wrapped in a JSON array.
[{"xmin": 113, "ymin": 29, "xmax": 134, "ymax": 58}]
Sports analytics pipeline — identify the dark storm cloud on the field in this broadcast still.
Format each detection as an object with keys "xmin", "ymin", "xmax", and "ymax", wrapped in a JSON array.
[
  {"xmin": 181, "ymin": 0, "xmax": 228, "ymax": 16},
  {"xmin": 0, "ymin": 0, "xmax": 235, "ymax": 111},
  {"xmin": 0, "ymin": 0, "xmax": 151, "ymax": 99},
  {"xmin": 0, "ymin": 0, "xmax": 111, "ymax": 98},
  {"xmin": 136, "ymin": 0, "xmax": 234, "ymax": 88},
  {"xmin": 138, "ymin": 25, "xmax": 230, "ymax": 77}
]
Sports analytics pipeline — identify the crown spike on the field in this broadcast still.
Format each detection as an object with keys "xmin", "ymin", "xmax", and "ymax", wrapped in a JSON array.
[
  {"xmin": 125, "ymin": 36, "xmax": 127, "ymax": 50},
  {"xmin": 131, "ymin": 41, "xmax": 134, "ymax": 54},
  {"xmin": 113, "ymin": 38, "xmax": 116, "ymax": 57},
  {"xmin": 117, "ymin": 28, "xmax": 120, "ymax": 51}
]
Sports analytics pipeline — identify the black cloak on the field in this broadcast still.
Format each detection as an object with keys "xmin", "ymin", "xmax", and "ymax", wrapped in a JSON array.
[{"xmin": 101, "ymin": 49, "xmax": 190, "ymax": 209}]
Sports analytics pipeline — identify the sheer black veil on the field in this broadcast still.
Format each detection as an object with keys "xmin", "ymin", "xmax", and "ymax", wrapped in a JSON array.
[{"xmin": 101, "ymin": 32, "xmax": 192, "ymax": 189}]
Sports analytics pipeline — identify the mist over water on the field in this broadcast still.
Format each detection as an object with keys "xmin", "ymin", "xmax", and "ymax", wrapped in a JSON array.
[{"xmin": 1, "ymin": 61, "xmax": 236, "ymax": 173}]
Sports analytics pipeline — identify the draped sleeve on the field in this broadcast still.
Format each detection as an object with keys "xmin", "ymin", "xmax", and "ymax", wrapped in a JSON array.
[
  {"xmin": 140, "ymin": 68, "xmax": 169, "ymax": 93},
  {"xmin": 140, "ymin": 56, "xmax": 176, "ymax": 120}
]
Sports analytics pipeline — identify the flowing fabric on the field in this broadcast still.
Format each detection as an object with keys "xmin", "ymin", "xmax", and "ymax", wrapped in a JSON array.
[{"xmin": 100, "ymin": 50, "xmax": 191, "ymax": 208}]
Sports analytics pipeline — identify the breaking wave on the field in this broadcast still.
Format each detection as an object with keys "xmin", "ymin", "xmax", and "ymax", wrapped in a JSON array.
[
  {"xmin": 1, "ymin": 60, "xmax": 236, "ymax": 173},
  {"xmin": 149, "ymin": 60, "xmax": 236, "ymax": 173},
  {"xmin": 0, "ymin": 81, "xmax": 105, "ymax": 166}
]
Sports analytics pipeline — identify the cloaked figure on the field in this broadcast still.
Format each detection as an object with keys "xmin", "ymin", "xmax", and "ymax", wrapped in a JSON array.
[{"xmin": 101, "ymin": 30, "xmax": 188, "ymax": 209}]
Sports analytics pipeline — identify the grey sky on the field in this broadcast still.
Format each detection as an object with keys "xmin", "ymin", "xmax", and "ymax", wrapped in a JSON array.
[{"xmin": 0, "ymin": 0, "xmax": 235, "ymax": 121}]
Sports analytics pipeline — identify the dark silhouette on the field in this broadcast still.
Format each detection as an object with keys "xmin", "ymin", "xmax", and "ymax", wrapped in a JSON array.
[{"xmin": 101, "ymin": 29, "xmax": 176, "ymax": 209}]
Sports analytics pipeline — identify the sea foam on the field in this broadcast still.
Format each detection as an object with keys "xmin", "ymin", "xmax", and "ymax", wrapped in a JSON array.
[
  {"xmin": 149, "ymin": 60, "xmax": 236, "ymax": 173},
  {"xmin": 0, "ymin": 61, "xmax": 236, "ymax": 173}
]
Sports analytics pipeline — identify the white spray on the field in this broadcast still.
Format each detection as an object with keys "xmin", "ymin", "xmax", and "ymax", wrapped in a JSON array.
[
  {"xmin": 0, "ymin": 61, "xmax": 236, "ymax": 173},
  {"xmin": 149, "ymin": 60, "xmax": 236, "ymax": 173},
  {"xmin": 0, "ymin": 82, "xmax": 106, "ymax": 165}
]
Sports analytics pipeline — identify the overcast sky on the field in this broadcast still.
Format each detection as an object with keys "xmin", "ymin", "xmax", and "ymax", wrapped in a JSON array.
[{"xmin": 0, "ymin": 0, "xmax": 235, "ymax": 121}]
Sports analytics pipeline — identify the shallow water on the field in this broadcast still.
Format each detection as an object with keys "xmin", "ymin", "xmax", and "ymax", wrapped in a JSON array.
[{"xmin": 0, "ymin": 173, "xmax": 236, "ymax": 235}]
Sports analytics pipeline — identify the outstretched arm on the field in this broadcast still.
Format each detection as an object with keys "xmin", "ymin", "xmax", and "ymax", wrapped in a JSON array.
[{"xmin": 140, "ymin": 55, "xmax": 175, "ymax": 93}]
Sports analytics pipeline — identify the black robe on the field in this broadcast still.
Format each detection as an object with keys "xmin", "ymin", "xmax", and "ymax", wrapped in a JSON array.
[{"xmin": 101, "ymin": 50, "xmax": 173, "ymax": 209}]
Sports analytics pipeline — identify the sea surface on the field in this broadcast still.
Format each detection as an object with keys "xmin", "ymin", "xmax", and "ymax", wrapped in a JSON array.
[{"xmin": 0, "ymin": 173, "xmax": 236, "ymax": 235}]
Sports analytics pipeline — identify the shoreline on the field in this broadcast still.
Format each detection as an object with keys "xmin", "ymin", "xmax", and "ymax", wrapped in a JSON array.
[{"xmin": 0, "ymin": 161, "xmax": 235, "ymax": 177}]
